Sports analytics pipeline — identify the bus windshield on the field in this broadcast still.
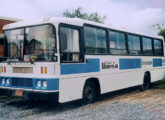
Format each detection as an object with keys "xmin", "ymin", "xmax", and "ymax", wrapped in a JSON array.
[
  {"xmin": 5, "ymin": 28, "xmax": 24, "ymax": 60},
  {"xmin": 4, "ymin": 25, "xmax": 56, "ymax": 62}
]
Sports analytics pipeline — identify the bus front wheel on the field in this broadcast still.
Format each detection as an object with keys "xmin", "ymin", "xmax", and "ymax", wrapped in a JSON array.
[{"xmin": 82, "ymin": 81, "xmax": 97, "ymax": 105}]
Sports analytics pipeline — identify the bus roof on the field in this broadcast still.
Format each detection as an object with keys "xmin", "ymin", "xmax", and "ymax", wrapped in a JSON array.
[
  {"xmin": 3, "ymin": 17, "xmax": 163, "ymax": 40},
  {"xmin": 0, "ymin": 16, "xmax": 22, "ymax": 22}
]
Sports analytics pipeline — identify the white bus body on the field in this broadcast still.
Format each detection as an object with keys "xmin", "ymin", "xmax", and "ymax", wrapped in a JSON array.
[{"xmin": 0, "ymin": 18, "xmax": 165, "ymax": 103}]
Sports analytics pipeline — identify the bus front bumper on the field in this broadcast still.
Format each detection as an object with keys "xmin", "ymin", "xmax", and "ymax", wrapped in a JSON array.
[
  {"xmin": 0, "ymin": 77, "xmax": 59, "ymax": 100},
  {"xmin": 0, "ymin": 87, "xmax": 59, "ymax": 101}
]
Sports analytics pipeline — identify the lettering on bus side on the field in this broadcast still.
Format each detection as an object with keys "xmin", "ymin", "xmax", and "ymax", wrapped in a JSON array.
[
  {"xmin": 102, "ymin": 61, "xmax": 118, "ymax": 69},
  {"xmin": 142, "ymin": 61, "xmax": 152, "ymax": 65}
]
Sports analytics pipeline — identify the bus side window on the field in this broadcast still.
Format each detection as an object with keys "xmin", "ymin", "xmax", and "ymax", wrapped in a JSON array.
[
  {"xmin": 154, "ymin": 39, "xmax": 163, "ymax": 56},
  {"xmin": 60, "ymin": 26, "xmax": 82, "ymax": 62},
  {"xmin": 84, "ymin": 26, "xmax": 107, "ymax": 54},
  {"xmin": 128, "ymin": 34, "xmax": 141, "ymax": 55},
  {"xmin": 109, "ymin": 31, "xmax": 127, "ymax": 55},
  {"xmin": 142, "ymin": 37, "xmax": 153, "ymax": 56}
]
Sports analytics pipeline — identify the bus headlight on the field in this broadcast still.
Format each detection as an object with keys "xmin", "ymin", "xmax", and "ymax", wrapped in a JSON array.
[
  {"xmin": 43, "ymin": 81, "xmax": 47, "ymax": 88},
  {"xmin": 6, "ymin": 79, "xmax": 10, "ymax": 85},
  {"xmin": 2, "ymin": 79, "xmax": 5, "ymax": 85},
  {"xmin": 37, "ymin": 81, "xmax": 41, "ymax": 87}
]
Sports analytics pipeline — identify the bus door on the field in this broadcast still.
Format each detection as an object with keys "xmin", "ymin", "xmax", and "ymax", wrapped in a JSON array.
[
  {"xmin": 59, "ymin": 24, "xmax": 84, "ymax": 63},
  {"xmin": 58, "ymin": 24, "xmax": 85, "ymax": 102}
]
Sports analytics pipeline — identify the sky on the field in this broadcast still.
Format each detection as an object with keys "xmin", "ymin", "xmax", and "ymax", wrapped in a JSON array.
[{"xmin": 0, "ymin": 0, "xmax": 165, "ymax": 36}]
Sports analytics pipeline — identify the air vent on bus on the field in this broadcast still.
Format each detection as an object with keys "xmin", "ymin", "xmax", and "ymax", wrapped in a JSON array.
[{"xmin": 12, "ymin": 78, "xmax": 33, "ymax": 88}]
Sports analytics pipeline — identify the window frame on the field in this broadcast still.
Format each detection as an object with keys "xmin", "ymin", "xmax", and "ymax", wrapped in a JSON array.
[
  {"xmin": 2, "ymin": 22, "xmax": 164, "ymax": 64},
  {"xmin": 24, "ymin": 25, "xmax": 57, "ymax": 62},
  {"xmin": 142, "ymin": 37, "xmax": 154, "ymax": 56},
  {"xmin": 59, "ymin": 23, "xmax": 84, "ymax": 63},
  {"xmin": 83, "ymin": 23, "xmax": 164, "ymax": 57},
  {"xmin": 4, "ymin": 28, "xmax": 24, "ymax": 60},
  {"xmin": 127, "ymin": 33, "xmax": 142, "ymax": 56},
  {"xmin": 108, "ymin": 29, "xmax": 128, "ymax": 55},
  {"xmin": 153, "ymin": 39, "xmax": 164, "ymax": 57},
  {"xmin": 3, "ymin": 23, "xmax": 57, "ymax": 62},
  {"xmin": 83, "ymin": 24, "xmax": 109, "ymax": 55}
]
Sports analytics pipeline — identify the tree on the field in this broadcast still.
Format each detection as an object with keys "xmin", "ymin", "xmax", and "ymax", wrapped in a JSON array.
[
  {"xmin": 63, "ymin": 7, "xmax": 106, "ymax": 24},
  {"xmin": 158, "ymin": 29, "xmax": 165, "ymax": 40},
  {"xmin": 152, "ymin": 23, "xmax": 165, "ymax": 40}
]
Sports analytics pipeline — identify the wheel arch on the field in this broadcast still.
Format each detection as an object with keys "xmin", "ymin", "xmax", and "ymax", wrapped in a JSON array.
[{"xmin": 83, "ymin": 77, "xmax": 101, "ymax": 96}]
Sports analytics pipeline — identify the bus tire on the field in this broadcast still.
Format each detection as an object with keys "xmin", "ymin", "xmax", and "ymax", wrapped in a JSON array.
[
  {"xmin": 141, "ymin": 72, "xmax": 151, "ymax": 91},
  {"xmin": 82, "ymin": 81, "xmax": 97, "ymax": 105}
]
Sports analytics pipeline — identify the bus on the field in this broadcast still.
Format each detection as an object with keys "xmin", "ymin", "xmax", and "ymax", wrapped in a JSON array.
[{"xmin": 0, "ymin": 17, "xmax": 164, "ymax": 104}]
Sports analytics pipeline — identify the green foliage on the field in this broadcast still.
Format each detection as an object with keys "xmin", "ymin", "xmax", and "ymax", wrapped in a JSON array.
[
  {"xmin": 158, "ymin": 29, "xmax": 165, "ymax": 39},
  {"xmin": 152, "ymin": 23, "xmax": 165, "ymax": 39},
  {"xmin": 63, "ymin": 7, "xmax": 106, "ymax": 23},
  {"xmin": 153, "ymin": 78, "xmax": 165, "ymax": 89},
  {"xmin": 0, "ymin": 96, "xmax": 20, "ymax": 103}
]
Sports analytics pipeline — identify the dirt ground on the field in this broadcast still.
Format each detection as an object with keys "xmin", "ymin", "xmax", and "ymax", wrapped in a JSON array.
[
  {"xmin": 89, "ymin": 87, "xmax": 165, "ymax": 119},
  {"xmin": 1, "ymin": 82, "xmax": 165, "ymax": 120}
]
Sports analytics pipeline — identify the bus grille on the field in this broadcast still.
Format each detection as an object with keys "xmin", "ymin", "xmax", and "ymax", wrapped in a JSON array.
[
  {"xmin": 12, "ymin": 78, "xmax": 33, "ymax": 88},
  {"xmin": 13, "ymin": 67, "xmax": 33, "ymax": 73}
]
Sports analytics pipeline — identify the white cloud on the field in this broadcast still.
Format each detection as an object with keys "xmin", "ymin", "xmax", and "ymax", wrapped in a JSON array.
[
  {"xmin": 0, "ymin": 0, "xmax": 164, "ymax": 36},
  {"xmin": 110, "ymin": 7, "xmax": 164, "ymax": 36}
]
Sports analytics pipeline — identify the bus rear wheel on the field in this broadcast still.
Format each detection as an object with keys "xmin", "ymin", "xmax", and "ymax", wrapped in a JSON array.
[
  {"xmin": 141, "ymin": 73, "xmax": 151, "ymax": 91},
  {"xmin": 82, "ymin": 81, "xmax": 97, "ymax": 105}
]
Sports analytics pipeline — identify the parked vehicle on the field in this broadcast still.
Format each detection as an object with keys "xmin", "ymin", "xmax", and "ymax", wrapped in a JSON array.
[{"xmin": 0, "ymin": 18, "xmax": 164, "ymax": 104}]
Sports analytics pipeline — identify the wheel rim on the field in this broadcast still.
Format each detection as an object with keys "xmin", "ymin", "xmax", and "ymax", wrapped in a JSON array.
[{"xmin": 84, "ymin": 85, "xmax": 94, "ymax": 101}]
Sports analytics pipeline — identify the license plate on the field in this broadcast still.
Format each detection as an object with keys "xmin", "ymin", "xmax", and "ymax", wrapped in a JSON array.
[{"xmin": 15, "ymin": 90, "xmax": 23, "ymax": 97}]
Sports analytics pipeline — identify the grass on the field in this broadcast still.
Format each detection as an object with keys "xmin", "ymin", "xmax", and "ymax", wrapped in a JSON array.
[
  {"xmin": 0, "ymin": 96, "xmax": 21, "ymax": 103},
  {"xmin": 153, "ymin": 78, "xmax": 165, "ymax": 89}
]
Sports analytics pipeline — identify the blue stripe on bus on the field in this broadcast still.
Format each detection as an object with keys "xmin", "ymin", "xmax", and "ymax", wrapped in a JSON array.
[
  {"xmin": 60, "ymin": 58, "xmax": 100, "ymax": 75},
  {"xmin": 34, "ymin": 78, "xmax": 59, "ymax": 90},
  {"xmin": 153, "ymin": 58, "xmax": 162, "ymax": 67},
  {"xmin": 0, "ymin": 77, "xmax": 59, "ymax": 91},
  {"xmin": 119, "ymin": 58, "xmax": 141, "ymax": 70}
]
